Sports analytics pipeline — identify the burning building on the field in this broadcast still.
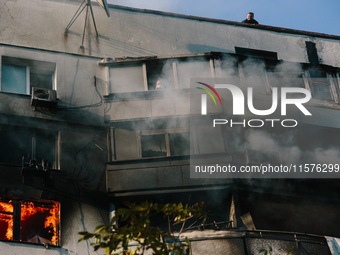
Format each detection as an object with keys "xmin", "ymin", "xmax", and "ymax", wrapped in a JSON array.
[{"xmin": 0, "ymin": 0, "xmax": 340, "ymax": 254}]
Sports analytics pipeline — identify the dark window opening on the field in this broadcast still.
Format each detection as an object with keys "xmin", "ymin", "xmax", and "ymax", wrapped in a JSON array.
[
  {"xmin": 146, "ymin": 60, "xmax": 174, "ymax": 90},
  {"xmin": 141, "ymin": 134, "xmax": 167, "ymax": 158},
  {"xmin": 235, "ymin": 47, "xmax": 278, "ymax": 60},
  {"xmin": 0, "ymin": 125, "xmax": 57, "ymax": 167},
  {"xmin": 0, "ymin": 198, "xmax": 60, "ymax": 246},
  {"xmin": 169, "ymin": 133, "xmax": 190, "ymax": 156},
  {"xmin": 305, "ymin": 41, "xmax": 320, "ymax": 65},
  {"xmin": 141, "ymin": 131, "xmax": 190, "ymax": 158}
]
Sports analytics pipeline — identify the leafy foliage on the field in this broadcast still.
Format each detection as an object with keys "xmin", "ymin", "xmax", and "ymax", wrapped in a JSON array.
[
  {"xmin": 79, "ymin": 201, "xmax": 206, "ymax": 255},
  {"xmin": 258, "ymin": 245, "xmax": 295, "ymax": 255},
  {"xmin": 259, "ymin": 246, "xmax": 272, "ymax": 255}
]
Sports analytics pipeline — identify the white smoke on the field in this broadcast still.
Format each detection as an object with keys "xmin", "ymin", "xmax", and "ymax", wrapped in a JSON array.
[
  {"xmin": 307, "ymin": 148, "xmax": 340, "ymax": 164},
  {"xmin": 246, "ymin": 129, "xmax": 302, "ymax": 163}
]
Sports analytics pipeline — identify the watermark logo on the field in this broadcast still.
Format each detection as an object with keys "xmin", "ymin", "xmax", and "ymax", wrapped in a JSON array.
[
  {"xmin": 196, "ymin": 82, "xmax": 222, "ymax": 115},
  {"xmin": 198, "ymin": 83, "xmax": 312, "ymax": 116},
  {"xmin": 196, "ymin": 82, "xmax": 312, "ymax": 128}
]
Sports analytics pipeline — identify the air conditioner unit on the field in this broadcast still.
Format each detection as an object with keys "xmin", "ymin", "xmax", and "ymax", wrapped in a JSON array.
[{"xmin": 31, "ymin": 87, "xmax": 57, "ymax": 110}]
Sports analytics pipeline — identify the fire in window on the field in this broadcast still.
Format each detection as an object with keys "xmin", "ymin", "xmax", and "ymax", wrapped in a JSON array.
[
  {"xmin": 0, "ymin": 198, "xmax": 60, "ymax": 246},
  {"xmin": 146, "ymin": 60, "xmax": 174, "ymax": 90}
]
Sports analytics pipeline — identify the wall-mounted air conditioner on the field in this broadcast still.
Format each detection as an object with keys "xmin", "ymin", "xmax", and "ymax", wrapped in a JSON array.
[{"xmin": 31, "ymin": 87, "xmax": 57, "ymax": 110}]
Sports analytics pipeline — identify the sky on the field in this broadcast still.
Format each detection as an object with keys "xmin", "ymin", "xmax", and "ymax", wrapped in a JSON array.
[{"xmin": 106, "ymin": 0, "xmax": 340, "ymax": 36}]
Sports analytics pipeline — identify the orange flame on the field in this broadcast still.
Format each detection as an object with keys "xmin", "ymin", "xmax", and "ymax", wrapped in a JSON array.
[
  {"xmin": 45, "ymin": 202, "xmax": 60, "ymax": 245},
  {"xmin": 21, "ymin": 201, "xmax": 60, "ymax": 245},
  {"xmin": 1, "ymin": 199, "xmax": 60, "ymax": 245},
  {"xmin": 0, "ymin": 201, "xmax": 14, "ymax": 240},
  {"xmin": 0, "ymin": 202, "xmax": 13, "ymax": 213}
]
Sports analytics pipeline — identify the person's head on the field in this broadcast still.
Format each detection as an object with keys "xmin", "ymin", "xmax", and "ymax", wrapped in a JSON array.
[{"xmin": 247, "ymin": 12, "xmax": 254, "ymax": 20}]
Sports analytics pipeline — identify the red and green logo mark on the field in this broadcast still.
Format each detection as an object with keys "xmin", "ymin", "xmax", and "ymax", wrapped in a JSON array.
[
  {"xmin": 196, "ymin": 82, "xmax": 222, "ymax": 115},
  {"xmin": 196, "ymin": 82, "xmax": 222, "ymax": 106}
]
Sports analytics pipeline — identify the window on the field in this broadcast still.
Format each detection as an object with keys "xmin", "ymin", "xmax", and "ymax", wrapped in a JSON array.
[
  {"xmin": 141, "ymin": 134, "xmax": 167, "ymax": 158},
  {"xmin": 328, "ymin": 72, "xmax": 340, "ymax": 103},
  {"xmin": 304, "ymin": 70, "xmax": 340, "ymax": 102},
  {"xmin": 0, "ymin": 197, "xmax": 60, "ymax": 245},
  {"xmin": 235, "ymin": 47, "xmax": 278, "ymax": 60},
  {"xmin": 0, "ymin": 125, "xmax": 58, "ymax": 168},
  {"xmin": 169, "ymin": 133, "xmax": 190, "ymax": 156},
  {"xmin": 1, "ymin": 56, "xmax": 55, "ymax": 95},
  {"xmin": 141, "ymin": 130, "xmax": 190, "ymax": 158},
  {"xmin": 146, "ymin": 60, "xmax": 175, "ymax": 90}
]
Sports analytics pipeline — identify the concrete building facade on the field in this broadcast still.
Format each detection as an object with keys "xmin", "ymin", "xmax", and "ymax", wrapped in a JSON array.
[{"xmin": 0, "ymin": 0, "xmax": 340, "ymax": 254}]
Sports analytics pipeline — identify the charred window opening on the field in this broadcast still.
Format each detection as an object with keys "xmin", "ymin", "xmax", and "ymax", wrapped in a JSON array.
[
  {"xmin": 169, "ymin": 133, "xmax": 190, "ymax": 156},
  {"xmin": 146, "ymin": 60, "xmax": 174, "ymax": 90},
  {"xmin": 141, "ymin": 131, "xmax": 190, "ymax": 158},
  {"xmin": 1, "ymin": 56, "xmax": 55, "ymax": 95},
  {"xmin": 305, "ymin": 41, "xmax": 320, "ymax": 65},
  {"xmin": 141, "ymin": 134, "xmax": 167, "ymax": 158},
  {"xmin": 235, "ymin": 47, "xmax": 278, "ymax": 60},
  {"xmin": 0, "ymin": 125, "xmax": 58, "ymax": 167},
  {"xmin": 0, "ymin": 197, "xmax": 60, "ymax": 246}
]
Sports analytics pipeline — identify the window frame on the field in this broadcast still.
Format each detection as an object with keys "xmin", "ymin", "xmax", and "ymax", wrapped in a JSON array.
[
  {"xmin": 0, "ymin": 56, "xmax": 56, "ymax": 95},
  {"xmin": 303, "ymin": 70, "xmax": 340, "ymax": 103},
  {"xmin": 140, "ymin": 128, "xmax": 190, "ymax": 158},
  {"xmin": 0, "ymin": 197, "xmax": 60, "ymax": 246},
  {"xmin": 0, "ymin": 125, "xmax": 60, "ymax": 169}
]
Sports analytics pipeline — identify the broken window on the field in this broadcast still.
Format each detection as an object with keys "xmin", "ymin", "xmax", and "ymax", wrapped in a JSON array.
[
  {"xmin": 141, "ymin": 134, "xmax": 167, "ymax": 158},
  {"xmin": 146, "ymin": 60, "xmax": 175, "ymax": 90},
  {"xmin": 0, "ymin": 197, "xmax": 60, "ymax": 246},
  {"xmin": 1, "ymin": 56, "xmax": 55, "ymax": 95},
  {"xmin": 141, "ymin": 130, "xmax": 190, "ymax": 158},
  {"xmin": 169, "ymin": 133, "xmax": 190, "ymax": 156},
  {"xmin": 235, "ymin": 47, "xmax": 278, "ymax": 60},
  {"xmin": 0, "ymin": 125, "xmax": 58, "ymax": 168}
]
